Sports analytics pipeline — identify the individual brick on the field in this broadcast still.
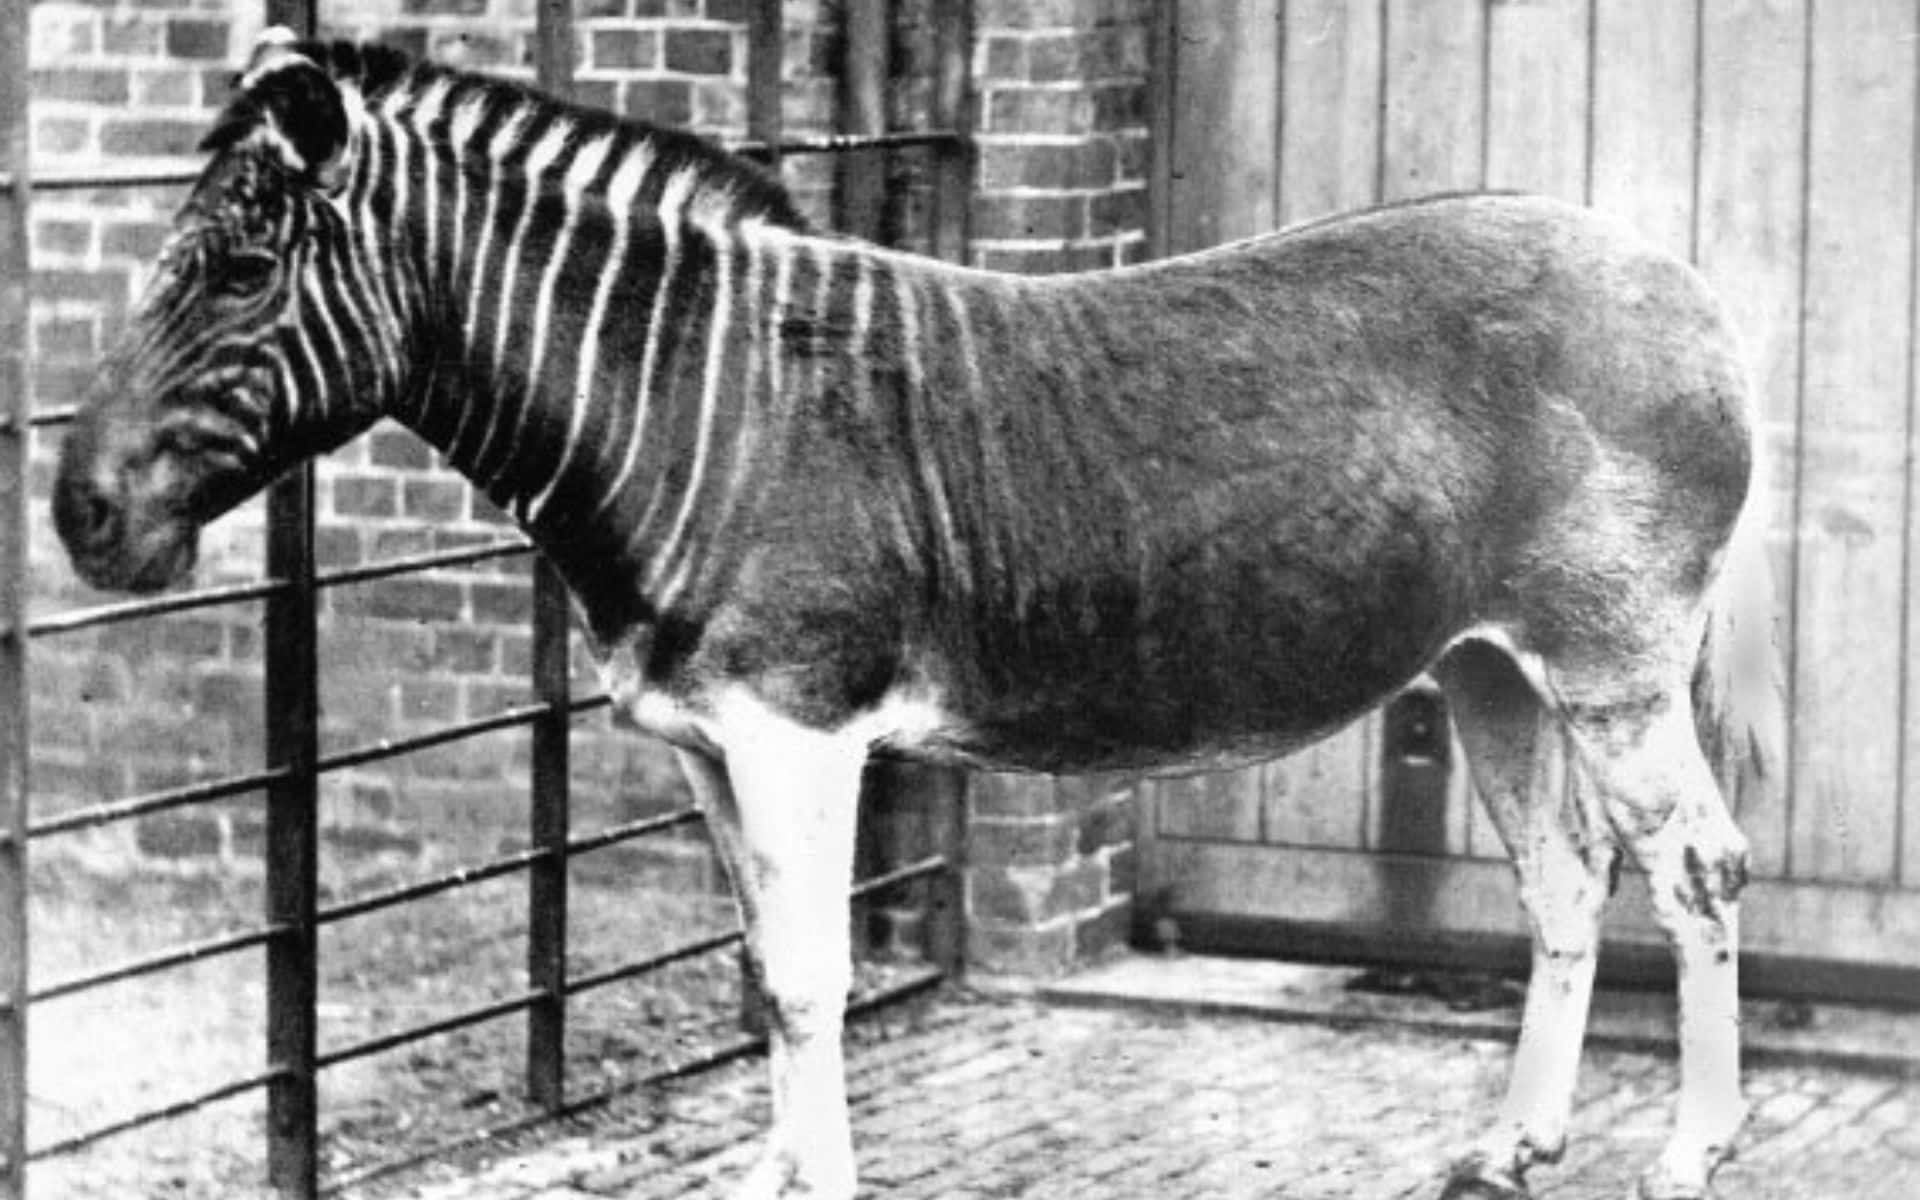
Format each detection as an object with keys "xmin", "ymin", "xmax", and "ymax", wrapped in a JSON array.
[
  {"xmin": 967, "ymin": 814, "xmax": 1080, "ymax": 868},
  {"xmin": 99, "ymin": 117, "xmax": 205, "ymax": 158},
  {"xmin": 29, "ymin": 67, "xmax": 132, "ymax": 106},
  {"xmin": 624, "ymin": 77, "xmax": 694, "ymax": 125},
  {"xmin": 664, "ymin": 26, "xmax": 733, "ymax": 75},
  {"xmin": 971, "ymin": 191, "xmax": 1088, "ymax": 241},
  {"xmin": 591, "ymin": 27, "xmax": 659, "ymax": 71},
  {"xmin": 164, "ymin": 17, "xmax": 229, "ymax": 61}
]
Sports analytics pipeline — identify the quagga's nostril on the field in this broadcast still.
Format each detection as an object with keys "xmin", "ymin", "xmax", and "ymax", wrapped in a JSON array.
[
  {"xmin": 83, "ymin": 489, "xmax": 117, "ymax": 544},
  {"xmin": 52, "ymin": 471, "xmax": 125, "ymax": 557}
]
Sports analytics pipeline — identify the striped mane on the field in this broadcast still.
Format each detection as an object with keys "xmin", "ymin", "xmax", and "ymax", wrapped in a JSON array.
[{"xmin": 205, "ymin": 39, "xmax": 810, "ymax": 233}]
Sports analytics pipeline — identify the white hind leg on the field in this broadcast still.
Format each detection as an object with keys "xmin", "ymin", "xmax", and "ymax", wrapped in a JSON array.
[
  {"xmin": 1556, "ymin": 674, "xmax": 1750, "ymax": 1200},
  {"xmin": 1435, "ymin": 642, "xmax": 1619, "ymax": 1199}
]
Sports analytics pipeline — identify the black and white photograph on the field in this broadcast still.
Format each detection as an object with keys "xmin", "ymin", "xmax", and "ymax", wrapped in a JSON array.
[{"xmin": 1, "ymin": 1, "xmax": 1917, "ymax": 1197}]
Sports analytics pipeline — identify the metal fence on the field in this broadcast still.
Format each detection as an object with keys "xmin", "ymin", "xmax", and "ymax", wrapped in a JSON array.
[{"xmin": 0, "ymin": 0, "xmax": 975, "ymax": 1195}]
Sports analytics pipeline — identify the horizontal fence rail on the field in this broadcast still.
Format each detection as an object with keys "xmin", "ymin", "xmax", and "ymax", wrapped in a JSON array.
[{"xmin": 1, "ymin": 1, "xmax": 976, "ymax": 1195}]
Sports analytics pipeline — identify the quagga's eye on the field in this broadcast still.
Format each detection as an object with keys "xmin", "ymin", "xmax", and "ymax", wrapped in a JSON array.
[{"xmin": 217, "ymin": 252, "xmax": 280, "ymax": 300}]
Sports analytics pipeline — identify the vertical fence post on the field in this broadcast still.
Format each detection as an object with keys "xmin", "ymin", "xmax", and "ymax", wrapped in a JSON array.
[
  {"xmin": 263, "ymin": 465, "xmax": 320, "ymax": 1198},
  {"xmin": 525, "ymin": 0, "xmax": 574, "ymax": 1113},
  {"xmin": 747, "ymin": 0, "xmax": 783, "ymax": 167},
  {"xmin": 837, "ymin": 0, "xmax": 892, "ymax": 242},
  {"xmin": 0, "ymin": 0, "xmax": 31, "ymax": 1190},
  {"xmin": 930, "ymin": 0, "xmax": 974, "ymax": 266},
  {"xmin": 526, "ymin": 559, "xmax": 570, "ymax": 1109},
  {"xmin": 526, "ymin": 560, "xmax": 570, "ymax": 1107},
  {"xmin": 729, "ymin": 0, "xmax": 784, "ymax": 1038},
  {"xmin": 922, "ymin": 769, "xmax": 969, "ymax": 980},
  {"xmin": 257, "ymin": 11, "xmax": 320, "ymax": 1195},
  {"xmin": 925, "ymin": 0, "xmax": 974, "ymax": 979}
]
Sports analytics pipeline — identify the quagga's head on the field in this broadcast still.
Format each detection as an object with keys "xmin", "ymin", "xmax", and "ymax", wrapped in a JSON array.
[{"xmin": 56, "ymin": 31, "xmax": 397, "ymax": 592}]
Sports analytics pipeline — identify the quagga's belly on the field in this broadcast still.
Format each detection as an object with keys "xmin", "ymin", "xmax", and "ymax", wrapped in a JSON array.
[{"xmin": 874, "ymin": 559, "xmax": 1460, "ymax": 775}]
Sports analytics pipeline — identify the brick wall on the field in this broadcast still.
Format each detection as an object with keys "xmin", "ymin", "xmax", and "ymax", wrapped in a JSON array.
[
  {"xmin": 961, "ymin": 0, "xmax": 1152, "ymax": 974},
  {"xmin": 22, "ymin": 0, "xmax": 1155, "ymax": 971},
  {"xmin": 970, "ymin": 0, "xmax": 1150, "ymax": 273}
]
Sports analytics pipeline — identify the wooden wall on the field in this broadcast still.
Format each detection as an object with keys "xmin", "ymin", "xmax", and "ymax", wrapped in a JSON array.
[{"xmin": 1144, "ymin": 0, "xmax": 1920, "ymax": 974}]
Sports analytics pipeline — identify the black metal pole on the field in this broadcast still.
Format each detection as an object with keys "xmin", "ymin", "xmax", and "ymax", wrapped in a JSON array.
[
  {"xmin": 930, "ymin": 0, "xmax": 975, "ymax": 265},
  {"xmin": 747, "ymin": 0, "xmax": 784, "ymax": 169},
  {"xmin": 526, "ymin": 562, "xmax": 571, "ymax": 1109},
  {"xmin": 836, "ymin": 0, "xmax": 892, "ymax": 242},
  {"xmin": 265, "ymin": 0, "xmax": 317, "ymax": 37},
  {"xmin": 257, "ymin": 6, "xmax": 321, "ymax": 1190},
  {"xmin": 263, "ymin": 463, "xmax": 320, "ymax": 1198},
  {"xmin": 925, "ymin": 0, "xmax": 974, "ymax": 976},
  {"xmin": 0, "ymin": 0, "xmax": 30, "ymax": 1190},
  {"xmin": 525, "ymin": 0, "xmax": 575, "ymax": 1113},
  {"xmin": 731, "ymin": 0, "xmax": 786, "ymax": 1036}
]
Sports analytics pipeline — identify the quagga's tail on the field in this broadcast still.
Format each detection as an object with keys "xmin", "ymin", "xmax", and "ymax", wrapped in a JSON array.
[{"xmin": 1691, "ymin": 496, "xmax": 1787, "ymax": 806}]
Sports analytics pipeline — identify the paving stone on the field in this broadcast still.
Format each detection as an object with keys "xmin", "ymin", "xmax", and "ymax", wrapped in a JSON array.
[{"xmin": 367, "ymin": 984, "xmax": 1920, "ymax": 1200}]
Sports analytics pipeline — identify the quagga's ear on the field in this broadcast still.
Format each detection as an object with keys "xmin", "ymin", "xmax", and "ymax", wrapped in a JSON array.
[{"xmin": 215, "ymin": 27, "xmax": 351, "ymax": 188}]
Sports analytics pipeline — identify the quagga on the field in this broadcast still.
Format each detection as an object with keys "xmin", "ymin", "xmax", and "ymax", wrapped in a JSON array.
[{"xmin": 55, "ymin": 30, "xmax": 1779, "ymax": 1200}]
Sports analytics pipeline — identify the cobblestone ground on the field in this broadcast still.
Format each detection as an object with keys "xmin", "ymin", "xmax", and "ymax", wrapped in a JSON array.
[{"xmin": 374, "ymin": 988, "xmax": 1920, "ymax": 1200}]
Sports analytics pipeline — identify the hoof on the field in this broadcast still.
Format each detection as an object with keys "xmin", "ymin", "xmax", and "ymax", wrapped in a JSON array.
[
  {"xmin": 1635, "ymin": 1166, "xmax": 1708, "ymax": 1200},
  {"xmin": 1637, "ymin": 1133, "xmax": 1735, "ymax": 1200},
  {"xmin": 1440, "ymin": 1158, "xmax": 1529, "ymax": 1200}
]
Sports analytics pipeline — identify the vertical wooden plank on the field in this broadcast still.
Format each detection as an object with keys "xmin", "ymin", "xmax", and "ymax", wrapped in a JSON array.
[
  {"xmin": 1467, "ymin": 0, "xmax": 1589, "ymax": 860},
  {"xmin": 1153, "ymin": 1, "xmax": 1283, "ymax": 845},
  {"xmin": 1694, "ymin": 0, "xmax": 1805, "ymax": 879},
  {"xmin": 1269, "ymin": 7, "xmax": 1389, "ymax": 848},
  {"xmin": 1263, "ymin": 729, "xmax": 1373, "ymax": 849},
  {"xmin": 1380, "ymin": 0, "xmax": 1486, "ymax": 202},
  {"xmin": 1484, "ymin": 0, "xmax": 1589, "ymax": 202},
  {"xmin": 1588, "ymin": 0, "xmax": 1698, "ymax": 257},
  {"xmin": 0, "ymin": 0, "xmax": 29, "ymax": 1190},
  {"xmin": 1154, "ymin": 769, "xmax": 1263, "ymax": 843},
  {"xmin": 1267, "ymin": 0, "xmax": 1380, "ymax": 855},
  {"xmin": 1146, "ymin": 0, "xmax": 1177, "ymax": 259},
  {"xmin": 1698, "ymin": 0, "xmax": 1806, "ymax": 436},
  {"xmin": 1790, "ymin": 0, "xmax": 1914, "ymax": 884},
  {"xmin": 1379, "ymin": 0, "xmax": 1484, "ymax": 856},
  {"xmin": 1277, "ymin": 0, "xmax": 1383, "ymax": 223},
  {"xmin": 1907, "ymin": 93, "xmax": 1920, "ymax": 890},
  {"xmin": 1165, "ymin": 0, "xmax": 1280, "ymax": 252}
]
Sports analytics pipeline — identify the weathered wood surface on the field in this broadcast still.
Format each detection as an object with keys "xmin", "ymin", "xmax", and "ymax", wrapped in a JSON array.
[{"xmin": 1146, "ymin": 0, "xmax": 1920, "ymax": 973}]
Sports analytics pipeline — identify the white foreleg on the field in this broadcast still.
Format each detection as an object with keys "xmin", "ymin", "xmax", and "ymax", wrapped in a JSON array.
[{"xmin": 675, "ymin": 693, "xmax": 867, "ymax": 1200}]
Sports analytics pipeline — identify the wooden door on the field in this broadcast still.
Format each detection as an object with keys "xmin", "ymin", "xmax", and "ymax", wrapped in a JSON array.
[{"xmin": 1137, "ymin": 0, "xmax": 1920, "ymax": 999}]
